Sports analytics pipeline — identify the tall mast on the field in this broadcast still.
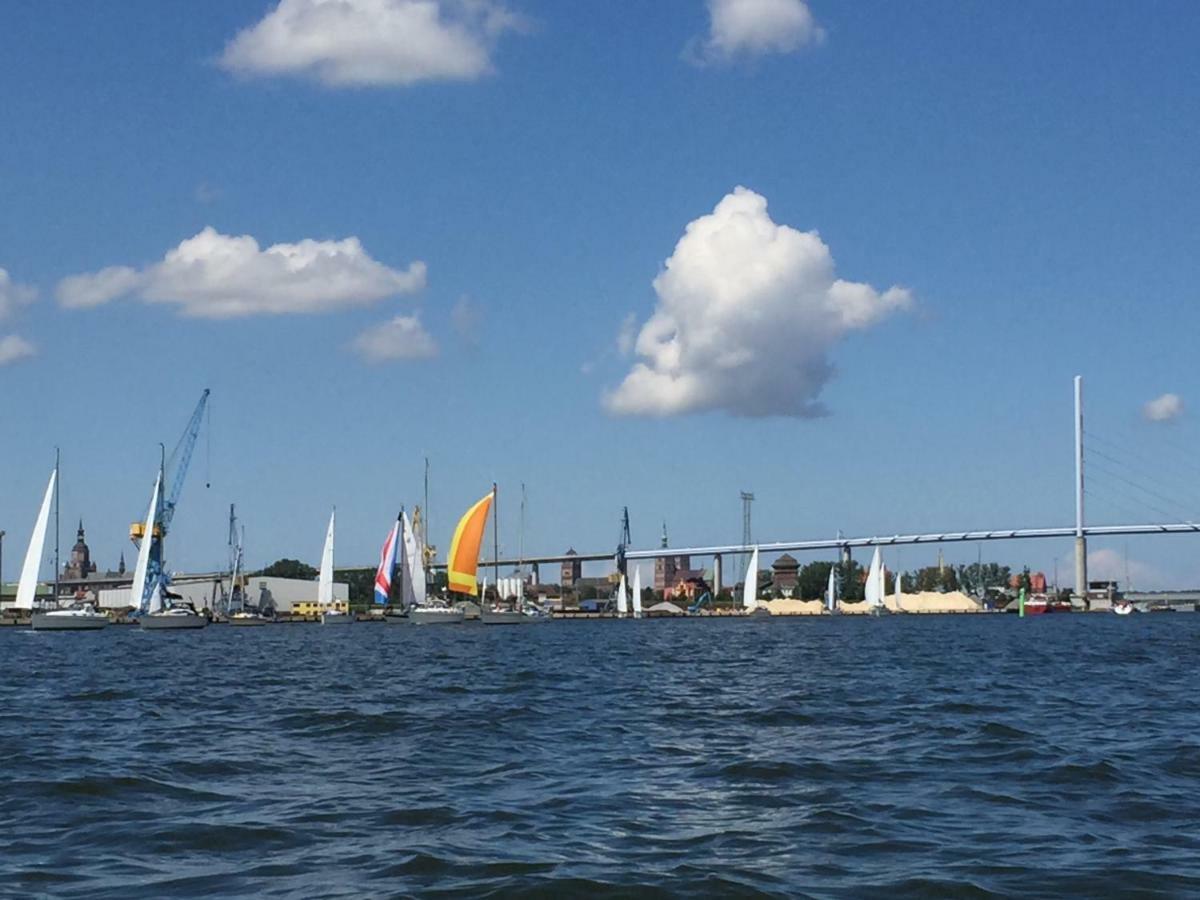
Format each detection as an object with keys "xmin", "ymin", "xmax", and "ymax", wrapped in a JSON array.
[
  {"xmin": 1073, "ymin": 375, "xmax": 1087, "ymax": 601},
  {"xmin": 519, "ymin": 483, "xmax": 526, "ymax": 574},
  {"xmin": 492, "ymin": 483, "xmax": 499, "ymax": 605},
  {"xmin": 53, "ymin": 447, "xmax": 60, "ymax": 607},
  {"xmin": 423, "ymin": 457, "xmax": 431, "ymax": 589},
  {"xmin": 398, "ymin": 507, "xmax": 406, "ymax": 612}
]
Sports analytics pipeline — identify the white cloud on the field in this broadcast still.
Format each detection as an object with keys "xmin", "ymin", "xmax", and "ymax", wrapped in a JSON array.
[
  {"xmin": 57, "ymin": 266, "xmax": 143, "ymax": 310},
  {"xmin": 353, "ymin": 313, "xmax": 438, "ymax": 361},
  {"xmin": 220, "ymin": 0, "xmax": 525, "ymax": 87},
  {"xmin": 57, "ymin": 227, "xmax": 425, "ymax": 319},
  {"xmin": 606, "ymin": 186, "xmax": 911, "ymax": 418},
  {"xmin": 691, "ymin": 0, "xmax": 824, "ymax": 64},
  {"xmin": 0, "ymin": 334, "xmax": 35, "ymax": 366},
  {"xmin": 1143, "ymin": 393, "xmax": 1183, "ymax": 423},
  {"xmin": 0, "ymin": 268, "xmax": 37, "ymax": 322}
]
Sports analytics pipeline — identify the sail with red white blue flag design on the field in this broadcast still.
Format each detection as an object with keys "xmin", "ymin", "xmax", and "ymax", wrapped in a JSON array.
[{"xmin": 374, "ymin": 517, "xmax": 400, "ymax": 605}]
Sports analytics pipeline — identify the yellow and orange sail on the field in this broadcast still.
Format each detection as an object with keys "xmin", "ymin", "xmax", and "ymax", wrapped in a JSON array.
[{"xmin": 447, "ymin": 489, "xmax": 494, "ymax": 596}]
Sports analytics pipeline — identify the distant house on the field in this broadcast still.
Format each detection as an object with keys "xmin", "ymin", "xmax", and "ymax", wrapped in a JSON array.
[{"xmin": 771, "ymin": 554, "xmax": 800, "ymax": 597}]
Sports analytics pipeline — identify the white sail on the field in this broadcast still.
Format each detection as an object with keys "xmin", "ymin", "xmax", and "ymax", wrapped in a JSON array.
[
  {"xmin": 825, "ymin": 564, "xmax": 837, "ymax": 612},
  {"xmin": 129, "ymin": 472, "xmax": 162, "ymax": 614},
  {"xmin": 15, "ymin": 468, "xmax": 56, "ymax": 611},
  {"xmin": 864, "ymin": 547, "xmax": 882, "ymax": 607},
  {"xmin": 147, "ymin": 581, "xmax": 165, "ymax": 614},
  {"xmin": 318, "ymin": 509, "xmax": 335, "ymax": 607},
  {"xmin": 893, "ymin": 571, "xmax": 902, "ymax": 610},
  {"xmin": 631, "ymin": 565, "xmax": 643, "ymax": 618},
  {"xmin": 399, "ymin": 511, "xmax": 421, "ymax": 609},
  {"xmin": 742, "ymin": 547, "xmax": 760, "ymax": 609},
  {"xmin": 616, "ymin": 574, "xmax": 628, "ymax": 617}
]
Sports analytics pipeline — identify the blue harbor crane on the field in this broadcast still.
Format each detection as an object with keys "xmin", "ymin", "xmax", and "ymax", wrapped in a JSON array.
[{"xmin": 129, "ymin": 389, "xmax": 211, "ymax": 604}]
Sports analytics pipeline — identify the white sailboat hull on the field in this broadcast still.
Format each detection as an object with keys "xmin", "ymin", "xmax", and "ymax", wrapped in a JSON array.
[
  {"xmin": 141, "ymin": 611, "xmax": 208, "ymax": 630},
  {"xmin": 321, "ymin": 612, "xmax": 353, "ymax": 625},
  {"xmin": 31, "ymin": 611, "xmax": 109, "ymax": 631},
  {"xmin": 229, "ymin": 614, "xmax": 271, "ymax": 627},
  {"xmin": 410, "ymin": 608, "xmax": 465, "ymax": 625}
]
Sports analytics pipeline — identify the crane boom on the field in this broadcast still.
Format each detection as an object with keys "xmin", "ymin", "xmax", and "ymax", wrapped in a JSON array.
[{"xmin": 162, "ymin": 388, "xmax": 210, "ymax": 532}]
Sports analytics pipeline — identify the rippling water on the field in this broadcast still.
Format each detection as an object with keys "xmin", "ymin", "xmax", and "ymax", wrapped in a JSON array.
[{"xmin": 3, "ymin": 615, "xmax": 1199, "ymax": 898}]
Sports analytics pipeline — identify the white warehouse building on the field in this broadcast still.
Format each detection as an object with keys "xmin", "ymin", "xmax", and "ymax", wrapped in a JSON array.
[{"xmin": 97, "ymin": 575, "xmax": 348, "ymax": 614}]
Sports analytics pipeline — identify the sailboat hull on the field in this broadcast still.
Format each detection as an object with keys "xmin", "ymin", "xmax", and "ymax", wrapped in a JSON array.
[
  {"xmin": 141, "ymin": 613, "xmax": 208, "ymax": 630},
  {"xmin": 482, "ymin": 610, "xmax": 529, "ymax": 625},
  {"xmin": 31, "ymin": 612, "xmax": 109, "ymax": 631},
  {"xmin": 410, "ymin": 608, "xmax": 465, "ymax": 625},
  {"xmin": 320, "ymin": 612, "xmax": 353, "ymax": 625},
  {"xmin": 229, "ymin": 615, "xmax": 270, "ymax": 627}
]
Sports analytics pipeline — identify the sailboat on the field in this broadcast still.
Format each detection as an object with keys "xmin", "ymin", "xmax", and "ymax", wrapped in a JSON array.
[
  {"xmin": 864, "ymin": 547, "xmax": 889, "ymax": 617},
  {"xmin": 228, "ymin": 513, "xmax": 267, "ymax": 626},
  {"xmin": 741, "ymin": 546, "xmax": 769, "ymax": 617},
  {"xmin": 631, "ymin": 566, "xmax": 643, "ymax": 619},
  {"xmin": 318, "ymin": 509, "xmax": 350, "ymax": 625},
  {"xmin": 446, "ymin": 486, "xmax": 541, "ymax": 625},
  {"xmin": 615, "ymin": 573, "xmax": 629, "ymax": 618},
  {"xmin": 24, "ymin": 457, "xmax": 108, "ymax": 631},
  {"xmin": 407, "ymin": 509, "xmax": 463, "ymax": 624},
  {"xmin": 825, "ymin": 564, "xmax": 838, "ymax": 614},
  {"xmin": 133, "ymin": 466, "xmax": 206, "ymax": 630}
]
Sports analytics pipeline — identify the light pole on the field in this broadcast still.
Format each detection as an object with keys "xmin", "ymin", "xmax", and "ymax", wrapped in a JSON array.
[{"xmin": 0, "ymin": 530, "xmax": 5, "ymax": 600}]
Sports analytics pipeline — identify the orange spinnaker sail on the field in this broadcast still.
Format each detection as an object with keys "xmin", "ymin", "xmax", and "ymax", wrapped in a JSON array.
[{"xmin": 447, "ymin": 490, "xmax": 494, "ymax": 596}]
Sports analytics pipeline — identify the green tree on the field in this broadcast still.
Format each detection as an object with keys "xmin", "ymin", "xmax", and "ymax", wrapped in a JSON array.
[
  {"xmin": 956, "ymin": 562, "xmax": 1011, "ymax": 597},
  {"xmin": 258, "ymin": 558, "xmax": 317, "ymax": 580},
  {"xmin": 839, "ymin": 559, "xmax": 865, "ymax": 601},
  {"xmin": 334, "ymin": 568, "xmax": 376, "ymax": 609},
  {"xmin": 798, "ymin": 561, "xmax": 835, "ymax": 600}
]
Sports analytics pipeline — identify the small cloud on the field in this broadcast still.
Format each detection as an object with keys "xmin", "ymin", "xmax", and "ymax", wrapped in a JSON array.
[
  {"xmin": 56, "ymin": 227, "xmax": 425, "ymax": 318},
  {"xmin": 0, "ymin": 268, "xmax": 37, "ymax": 322},
  {"xmin": 605, "ymin": 186, "xmax": 911, "ymax": 418},
  {"xmin": 1089, "ymin": 547, "xmax": 1163, "ymax": 590},
  {"xmin": 219, "ymin": 0, "xmax": 527, "ymax": 88},
  {"xmin": 194, "ymin": 182, "xmax": 221, "ymax": 204},
  {"xmin": 0, "ymin": 334, "xmax": 36, "ymax": 366},
  {"xmin": 353, "ymin": 313, "xmax": 438, "ymax": 362},
  {"xmin": 1143, "ymin": 393, "xmax": 1184, "ymax": 423},
  {"xmin": 450, "ymin": 294, "xmax": 483, "ymax": 345},
  {"xmin": 688, "ymin": 0, "xmax": 824, "ymax": 65}
]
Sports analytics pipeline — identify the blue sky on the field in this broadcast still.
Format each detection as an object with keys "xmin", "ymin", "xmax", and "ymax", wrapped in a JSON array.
[{"xmin": 2, "ymin": 1, "xmax": 1199, "ymax": 588}]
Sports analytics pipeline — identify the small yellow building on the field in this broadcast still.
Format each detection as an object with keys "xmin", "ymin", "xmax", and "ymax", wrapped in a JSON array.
[{"xmin": 291, "ymin": 598, "xmax": 350, "ymax": 617}]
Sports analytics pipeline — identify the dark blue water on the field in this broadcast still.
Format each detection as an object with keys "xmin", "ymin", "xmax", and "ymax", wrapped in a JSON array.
[{"xmin": 3, "ymin": 615, "xmax": 1199, "ymax": 898}]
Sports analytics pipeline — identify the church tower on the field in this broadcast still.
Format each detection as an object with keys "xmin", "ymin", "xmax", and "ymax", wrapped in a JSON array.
[{"xmin": 64, "ymin": 520, "xmax": 97, "ymax": 580}]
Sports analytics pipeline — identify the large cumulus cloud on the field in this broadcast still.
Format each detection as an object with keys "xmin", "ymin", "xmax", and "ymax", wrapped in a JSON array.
[{"xmin": 606, "ymin": 187, "xmax": 911, "ymax": 418}]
